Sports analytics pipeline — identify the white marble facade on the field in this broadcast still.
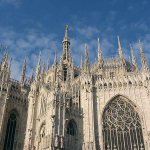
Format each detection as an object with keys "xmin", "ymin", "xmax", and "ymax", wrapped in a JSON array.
[{"xmin": 0, "ymin": 26, "xmax": 150, "ymax": 150}]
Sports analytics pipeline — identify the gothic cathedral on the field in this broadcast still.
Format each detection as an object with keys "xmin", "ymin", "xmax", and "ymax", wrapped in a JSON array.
[{"xmin": 0, "ymin": 26, "xmax": 150, "ymax": 150}]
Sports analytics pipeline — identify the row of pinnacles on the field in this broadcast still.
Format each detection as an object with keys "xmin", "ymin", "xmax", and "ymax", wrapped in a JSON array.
[{"xmin": 0, "ymin": 26, "xmax": 149, "ymax": 90}]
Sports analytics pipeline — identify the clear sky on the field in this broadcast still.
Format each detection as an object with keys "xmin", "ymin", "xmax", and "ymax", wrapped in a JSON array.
[{"xmin": 0, "ymin": 0, "xmax": 150, "ymax": 79}]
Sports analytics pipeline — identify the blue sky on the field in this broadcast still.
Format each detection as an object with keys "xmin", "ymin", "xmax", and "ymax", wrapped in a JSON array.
[{"xmin": 0, "ymin": 0, "xmax": 150, "ymax": 79}]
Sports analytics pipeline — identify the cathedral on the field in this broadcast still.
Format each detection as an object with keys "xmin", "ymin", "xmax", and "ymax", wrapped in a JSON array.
[{"xmin": 0, "ymin": 26, "xmax": 150, "ymax": 150}]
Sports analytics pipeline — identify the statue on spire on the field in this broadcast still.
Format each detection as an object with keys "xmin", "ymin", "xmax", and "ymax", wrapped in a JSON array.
[{"xmin": 64, "ymin": 25, "xmax": 69, "ymax": 40}]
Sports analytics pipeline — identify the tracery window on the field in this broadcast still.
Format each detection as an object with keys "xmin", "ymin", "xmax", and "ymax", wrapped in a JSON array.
[
  {"xmin": 102, "ymin": 96, "xmax": 145, "ymax": 150},
  {"xmin": 4, "ymin": 113, "xmax": 17, "ymax": 150}
]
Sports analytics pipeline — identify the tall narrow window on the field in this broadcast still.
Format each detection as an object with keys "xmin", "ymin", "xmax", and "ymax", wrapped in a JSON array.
[
  {"xmin": 102, "ymin": 96, "xmax": 145, "ymax": 150},
  {"xmin": 4, "ymin": 113, "xmax": 17, "ymax": 150},
  {"xmin": 63, "ymin": 65, "xmax": 67, "ymax": 81},
  {"xmin": 66, "ymin": 120, "xmax": 78, "ymax": 150}
]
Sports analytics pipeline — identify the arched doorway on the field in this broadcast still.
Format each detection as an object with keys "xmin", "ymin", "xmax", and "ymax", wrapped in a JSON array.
[
  {"xmin": 3, "ymin": 112, "xmax": 17, "ymax": 150},
  {"xmin": 65, "ymin": 119, "xmax": 78, "ymax": 150},
  {"xmin": 102, "ymin": 96, "xmax": 145, "ymax": 150}
]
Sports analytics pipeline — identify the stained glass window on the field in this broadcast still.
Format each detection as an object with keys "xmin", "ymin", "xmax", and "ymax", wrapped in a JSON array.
[{"xmin": 103, "ymin": 96, "xmax": 145, "ymax": 150}]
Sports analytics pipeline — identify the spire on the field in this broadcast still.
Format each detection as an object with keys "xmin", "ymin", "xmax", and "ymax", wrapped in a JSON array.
[
  {"xmin": 85, "ymin": 44, "xmax": 89, "ymax": 63},
  {"xmin": 1, "ymin": 50, "xmax": 8, "ymax": 70},
  {"xmin": 7, "ymin": 57, "xmax": 12, "ymax": 80},
  {"xmin": 80, "ymin": 55, "xmax": 83, "ymax": 69},
  {"xmin": 29, "ymin": 68, "xmax": 34, "ymax": 84},
  {"xmin": 20, "ymin": 57, "xmax": 26, "ymax": 84},
  {"xmin": 98, "ymin": 37, "xmax": 102, "ymax": 62},
  {"xmin": 41, "ymin": 63, "xmax": 45, "ymax": 83},
  {"xmin": 84, "ymin": 44, "xmax": 90, "ymax": 72},
  {"xmin": 41, "ymin": 63, "xmax": 45, "ymax": 75},
  {"xmin": 117, "ymin": 36, "xmax": 123, "ymax": 58},
  {"xmin": 46, "ymin": 56, "xmax": 50, "ymax": 71},
  {"xmin": 62, "ymin": 25, "xmax": 70, "ymax": 61},
  {"xmin": 130, "ymin": 44, "xmax": 138, "ymax": 71},
  {"xmin": 139, "ymin": 40, "xmax": 149, "ymax": 71},
  {"xmin": 36, "ymin": 51, "xmax": 41, "ymax": 81},
  {"xmin": 8, "ymin": 57, "xmax": 12, "ymax": 71},
  {"xmin": 53, "ymin": 50, "xmax": 57, "ymax": 66}
]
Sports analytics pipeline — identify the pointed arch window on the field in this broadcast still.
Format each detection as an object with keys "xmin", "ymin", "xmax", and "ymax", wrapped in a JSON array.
[
  {"xmin": 102, "ymin": 96, "xmax": 145, "ymax": 150},
  {"xmin": 65, "ymin": 120, "xmax": 78, "ymax": 150},
  {"xmin": 67, "ymin": 120, "xmax": 77, "ymax": 136},
  {"xmin": 4, "ymin": 113, "xmax": 17, "ymax": 150}
]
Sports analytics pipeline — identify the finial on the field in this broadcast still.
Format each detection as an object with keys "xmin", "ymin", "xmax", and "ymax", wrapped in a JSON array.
[
  {"xmin": 84, "ymin": 43, "xmax": 89, "ymax": 64},
  {"xmin": 37, "ymin": 50, "xmax": 41, "ymax": 67},
  {"xmin": 63, "ymin": 24, "xmax": 70, "ymax": 42},
  {"xmin": 138, "ymin": 40, "xmax": 149, "ymax": 71},
  {"xmin": 41, "ymin": 63, "xmax": 45, "ymax": 74},
  {"xmin": 29, "ymin": 68, "xmax": 34, "ymax": 84},
  {"xmin": 46, "ymin": 56, "xmax": 50, "ymax": 70},
  {"xmin": 65, "ymin": 24, "xmax": 69, "ymax": 38},
  {"xmin": 84, "ymin": 43, "xmax": 90, "ymax": 72},
  {"xmin": 85, "ymin": 43, "xmax": 88, "ymax": 59},
  {"xmin": 36, "ymin": 51, "xmax": 42, "ymax": 81},
  {"xmin": 98, "ymin": 37, "xmax": 102, "ymax": 62},
  {"xmin": 117, "ymin": 35, "xmax": 121, "ymax": 49},
  {"xmin": 80, "ymin": 54, "xmax": 83, "ymax": 68},
  {"xmin": 130, "ymin": 44, "xmax": 138, "ymax": 71},
  {"xmin": 139, "ymin": 39, "xmax": 143, "ymax": 54},
  {"xmin": 20, "ymin": 57, "xmax": 27, "ymax": 84},
  {"xmin": 117, "ymin": 35, "xmax": 123, "ymax": 58},
  {"xmin": 130, "ymin": 44, "xmax": 134, "ymax": 58},
  {"xmin": 53, "ymin": 49, "xmax": 57, "ymax": 66},
  {"xmin": 8, "ymin": 57, "xmax": 12, "ymax": 72},
  {"xmin": 1, "ymin": 49, "xmax": 8, "ymax": 69},
  {"xmin": 9, "ymin": 57, "xmax": 12, "ymax": 68}
]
